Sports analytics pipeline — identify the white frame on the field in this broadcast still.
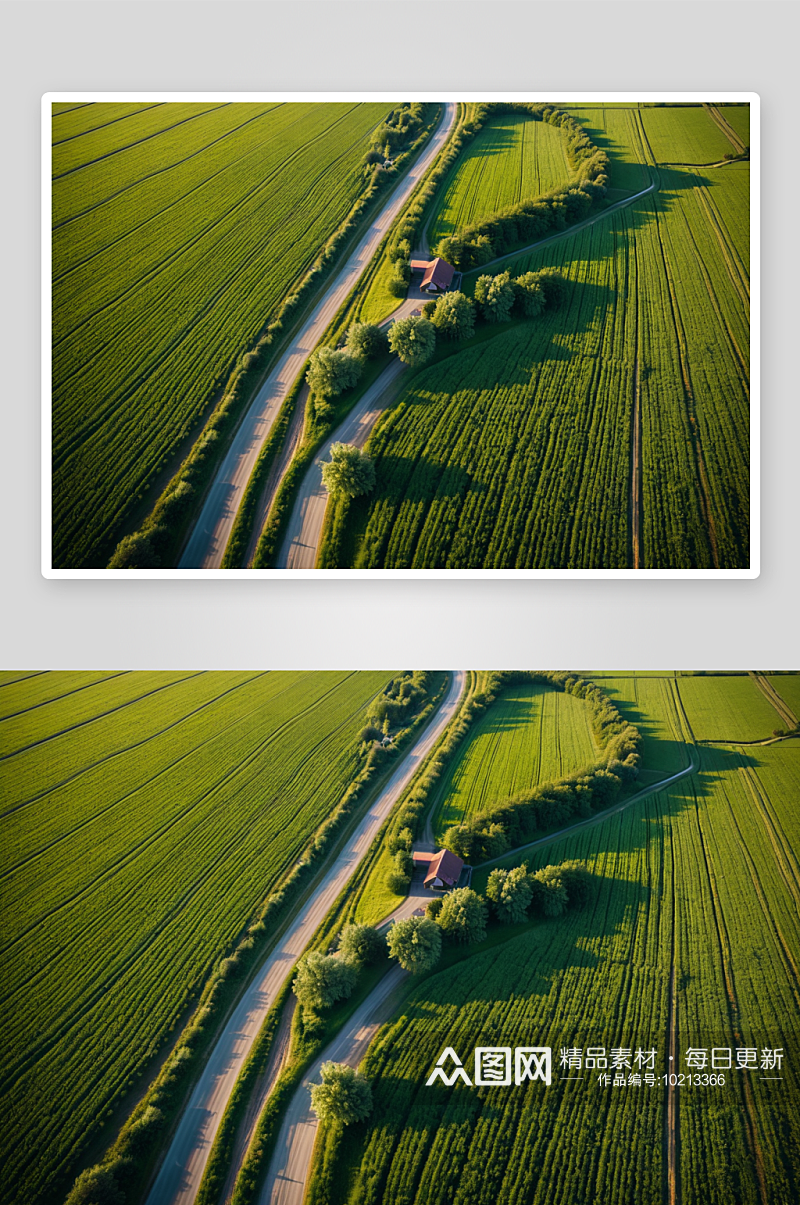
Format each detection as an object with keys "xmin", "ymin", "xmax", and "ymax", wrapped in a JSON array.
[{"xmin": 41, "ymin": 91, "xmax": 760, "ymax": 578}]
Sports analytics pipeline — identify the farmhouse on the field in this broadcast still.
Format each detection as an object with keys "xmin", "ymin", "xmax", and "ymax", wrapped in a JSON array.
[
  {"xmin": 412, "ymin": 848, "xmax": 465, "ymax": 891},
  {"xmin": 409, "ymin": 256, "xmax": 456, "ymax": 294}
]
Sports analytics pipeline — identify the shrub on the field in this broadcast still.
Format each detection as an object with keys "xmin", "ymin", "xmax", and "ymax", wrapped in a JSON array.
[
  {"xmin": 65, "ymin": 1165, "xmax": 124, "ymax": 1205},
  {"xmin": 306, "ymin": 346, "xmax": 362, "ymax": 398},
  {"xmin": 108, "ymin": 528, "xmax": 162, "ymax": 568},
  {"xmin": 346, "ymin": 322, "xmax": 389, "ymax": 360},
  {"xmin": 338, "ymin": 924, "xmax": 386, "ymax": 966},
  {"xmin": 425, "ymin": 897, "xmax": 444, "ymax": 920}
]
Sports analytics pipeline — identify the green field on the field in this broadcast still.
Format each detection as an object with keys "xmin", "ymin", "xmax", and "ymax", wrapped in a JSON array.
[
  {"xmin": 52, "ymin": 101, "xmax": 391, "ymax": 568},
  {"xmin": 333, "ymin": 107, "xmax": 749, "ymax": 569},
  {"xmin": 676, "ymin": 675, "xmax": 784, "ymax": 741},
  {"xmin": 320, "ymin": 677, "xmax": 800, "ymax": 1205},
  {"xmin": 429, "ymin": 114, "xmax": 571, "ymax": 245},
  {"xmin": 767, "ymin": 675, "xmax": 800, "ymax": 721},
  {"xmin": 0, "ymin": 670, "xmax": 393, "ymax": 1205},
  {"xmin": 432, "ymin": 683, "xmax": 598, "ymax": 838}
]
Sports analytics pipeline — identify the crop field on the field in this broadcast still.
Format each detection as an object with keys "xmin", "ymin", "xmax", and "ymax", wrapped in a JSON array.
[
  {"xmin": 337, "ymin": 106, "xmax": 749, "ymax": 570},
  {"xmin": 639, "ymin": 105, "xmax": 737, "ymax": 163},
  {"xmin": 432, "ymin": 683, "xmax": 598, "ymax": 838},
  {"xmin": 584, "ymin": 674, "xmax": 691, "ymax": 777},
  {"xmin": 323, "ymin": 677, "xmax": 800, "ymax": 1205},
  {"xmin": 51, "ymin": 101, "xmax": 391, "ymax": 568},
  {"xmin": 767, "ymin": 675, "xmax": 800, "ymax": 720},
  {"xmin": 429, "ymin": 114, "xmax": 571, "ymax": 245},
  {"xmin": 675, "ymin": 674, "xmax": 784, "ymax": 741},
  {"xmin": 0, "ymin": 669, "xmax": 393, "ymax": 1205},
  {"xmin": 722, "ymin": 104, "xmax": 751, "ymax": 147},
  {"xmin": 566, "ymin": 106, "xmax": 651, "ymax": 194}
]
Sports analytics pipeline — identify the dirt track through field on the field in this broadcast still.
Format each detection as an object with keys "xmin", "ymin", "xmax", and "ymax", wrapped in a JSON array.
[
  {"xmin": 177, "ymin": 103, "xmax": 458, "ymax": 569},
  {"xmin": 143, "ymin": 672, "xmax": 465, "ymax": 1205}
]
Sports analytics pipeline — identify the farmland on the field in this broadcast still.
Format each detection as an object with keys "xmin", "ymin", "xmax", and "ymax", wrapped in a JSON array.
[
  {"xmin": 429, "ymin": 113, "xmax": 572, "ymax": 245},
  {"xmin": 331, "ymin": 104, "xmax": 750, "ymax": 569},
  {"xmin": 51, "ymin": 101, "xmax": 392, "ymax": 568},
  {"xmin": 314, "ymin": 673, "xmax": 800, "ymax": 1204},
  {"xmin": 432, "ymin": 682, "xmax": 598, "ymax": 838},
  {"xmin": 0, "ymin": 669, "xmax": 395, "ymax": 1205}
]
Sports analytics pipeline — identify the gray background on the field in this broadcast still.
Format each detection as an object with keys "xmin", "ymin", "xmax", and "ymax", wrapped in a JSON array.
[{"xmin": 2, "ymin": 0, "xmax": 797, "ymax": 670}]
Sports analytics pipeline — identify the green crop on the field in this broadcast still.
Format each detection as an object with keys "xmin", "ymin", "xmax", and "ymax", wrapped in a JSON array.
[
  {"xmin": 318, "ymin": 675, "xmax": 800, "ymax": 1205},
  {"xmin": 334, "ymin": 108, "xmax": 749, "ymax": 570},
  {"xmin": 0, "ymin": 670, "xmax": 392, "ymax": 1205},
  {"xmin": 52, "ymin": 101, "xmax": 391, "ymax": 568}
]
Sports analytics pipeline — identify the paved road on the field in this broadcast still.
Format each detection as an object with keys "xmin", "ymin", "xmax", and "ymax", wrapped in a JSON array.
[
  {"xmin": 145, "ymin": 671, "xmax": 466, "ymax": 1205},
  {"xmin": 178, "ymin": 103, "xmax": 458, "ymax": 569},
  {"xmin": 259, "ymin": 964, "xmax": 408, "ymax": 1205}
]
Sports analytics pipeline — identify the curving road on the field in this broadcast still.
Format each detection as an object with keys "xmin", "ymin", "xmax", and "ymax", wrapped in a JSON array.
[
  {"xmin": 179, "ymin": 103, "xmax": 458, "ymax": 569},
  {"xmin": 145, "ymin": 671, "xmax": 466, "ymax": 1205}
]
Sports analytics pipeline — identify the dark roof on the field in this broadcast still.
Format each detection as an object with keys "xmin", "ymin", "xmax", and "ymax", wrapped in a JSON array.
[
  {"xmin": 424, "ymin": 848, "xmax": 464, "ymax": 887},
  {"xmin": 421, "ymin": 257, "xmax": 455, "ymax": 291}
]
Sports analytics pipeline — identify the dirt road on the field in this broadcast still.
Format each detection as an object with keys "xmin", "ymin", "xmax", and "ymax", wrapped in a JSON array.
[
  {"xmin": 144, "ymin": 671, "xmax": 465, "ymax": 1205},
  {"xmin": 259, "ymin": 964, "xmax": 407, "ymax": 1205},
  {"xmin": 178, "ymin": 103, "xmax": 457, "ymax": 569}
]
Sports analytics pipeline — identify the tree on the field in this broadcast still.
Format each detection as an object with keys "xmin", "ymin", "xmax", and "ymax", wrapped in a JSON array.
[
  {"xmin": 388, "ymin": 315, "xmax": 436, "ymax": 366},
  {"xmin": 513, "ymin": 272, "xmax": 546, "ymax": 318},
  {"xmin": 386, "ymin": 847, "xmax": 413, "ymax": 894},
  {"xmin": 430, "ymin": 291, "xmax": 476, "ymax": 341},
  {"xmin": 486, "ymin": 865, "xmax": 533, "ymax": 923},
  {"xmin": 65, "ymin": 1166, "xmax": 124, "ymax": 1205},
  {"xmin": 107, "ymin": 528, "xmax": 161, "ymax": 568},
  {"xmin": 338, "ymin": 923, "xmax": 386, "ymax": 967},
  {"xmin": 310, "ymin": 1061, "xmax": 373, "ymax": 1125},
  {"xmin": 346, "ymin": 322, "xmax": 389, "ymax": 361},
  {"xmin": 557, "ymin": 860, "xmax": 593, "ymax": 908},
  {"xmin": 422, "ymin": 299, "xmax": 437, "ymax": 318},
  {"xmin": 436, "ymin": 887, "xmax": 487, "ymax": 944},
  {"xmin": 425, "ymin": 896, "xmax": 444, "ymax": 921},
  {"xmin": 292, "ymin": 952, "xmax": 357, "ymax": 1012},
  {"xmin": 474, "ymin": 271, "xmax": 515, "ymax": 322},
  {"xmin": 387, "ymin": 916, "xmax": 442, "ymax": 973},
  {"xmin": 530, "ymin": 865, "xmax": 569, "ymax": 918},
  {"xmin": 533, "ymin": 269, "xmax": 569, "ymax": 309},
  {"xmin": 321, "ymin": 443, "xmax": 376, "ymax": 499},
  {"xmin": 306, "ymin": 346, "xmax": 362, "ymax": 398}
]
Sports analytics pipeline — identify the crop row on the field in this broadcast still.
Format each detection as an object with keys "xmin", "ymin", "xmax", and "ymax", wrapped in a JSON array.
[
  {"xmin": 429, "ymin": 113, "xmax": 571, "ymax": 244},
  {"xmin": 52, "ymin": 102, "xmax": 391, "ymax": 567},
  {"xmin": 432, "ymin": 683, "xmax": 598, "ymax": 838},
  {"xmin": 0, "ymin": 670, "xmax": 392, "ymax": 1205},
  {"xmin": 339, "ymin": 111, "xmax": 749, "ymax": 568},
  {"xmin": 321, "ymin": 678, "xmax": 799, "ymax": 1203}
]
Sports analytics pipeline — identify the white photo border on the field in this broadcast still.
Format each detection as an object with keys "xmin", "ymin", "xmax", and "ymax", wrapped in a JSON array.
[{"xmin": 41, "ymin": 91, "xmax": 760, "ymax": 579}]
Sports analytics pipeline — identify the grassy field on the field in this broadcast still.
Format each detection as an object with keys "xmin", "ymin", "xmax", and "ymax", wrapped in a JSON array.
[
  {"xmin": 432, "ymin": 683, "xmax": 598, "ymax": 839},
  {"xmin": 429, "ymin": 113, "xmax": 571, "ymax": 245},
  {"xmin": 332, "ymin": 106, "xmax": 749, "ymax": 569},
  {"xmin": 52, "ymin": 101, "xmax": 391, "ymax": 568},
  {"xmin": 766, "ymin": 675, "xmax": 800, "ymax": 721},
  {"xmin": 318, "ymin": 676, "xmax": 800, "ymax": 1205},
  {"xmin": 675, "ymin": 674, "xmax": 784, "ymax": 741},
  {"xmin": 0, "ymin": 670, "xmax": 394, "ymax": 1205}
]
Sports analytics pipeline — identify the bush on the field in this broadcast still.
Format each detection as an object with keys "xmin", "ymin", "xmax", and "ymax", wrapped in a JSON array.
[
  {"xmin": 514, "ymin": 272, "xmax": 546, "ymax": 318},
  {"xmin": 557, "ymin": 860, "xmax": 593, "ymax": 907},
  {"xmin": 430, "ymin": 290, "xmax": 476, "ymax": 340},
  {"xmin": 346, "ymin": 322, "xmax": 389, "ymax": 360},
  {"xmin": 422, "ymin": 299, "xmax": 437, "ymax": 318},
  {"xmin": 425, "ymin": 896, "xmax": 444, "ymax": 920},
  {"xmin": 321, "ymin": 443, "xmax": 376, "ymax": 499},
  {"xmin": 436, "ymin": 887, "xmax": 487, "ymax": 944},
  {"xmin": 65, "ymin": 1165, "xmax": 124, "ymax": 1205},
  {"xmin": 338, "ymin": 924, "xmax": 386, "ymax": 966},
  {"xmin": 388, "ymin": 315, "xmax": 436, "ymax": 366},
  {"xmin": 293, "ymin": 952, "xmax": 358, "ymax": 1012},
  {"xmin": 306, "ymin": 346, "xmax": 362, "ymax": 399},
  {"xmin": 530, "ymin": 865, "xmax": 569, "ymax": 917},
  {"xmin": 533, "ymin": 269, "xmax": 569, "ymax": 309},
  {"xmin": 387, "ymin": 916, "xmax": 442, "ymax": 973},
  {"xmin": 310, "ymin": 1062, "xmax": 372, "ymax": 1125}
]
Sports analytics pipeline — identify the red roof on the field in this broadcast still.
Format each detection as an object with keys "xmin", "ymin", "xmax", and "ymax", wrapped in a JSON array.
[
  {"xmin": 410, "ymin": 259, "xmax": 430, "ymax": 271},
  {"xmin": 421, "ymin": 257, "xmax": 455, "ymax": 291},
  {"xmin": 412, "ymin": 851, "xmax": 435, "ymax": 865},
  {"xmin": 424, "ymin": 848, "xmax": 464, "ymax": 888}
]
